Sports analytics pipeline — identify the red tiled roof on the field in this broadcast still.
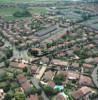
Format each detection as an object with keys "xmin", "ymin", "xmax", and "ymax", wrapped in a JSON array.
[
  {"xmin": 48, "ymin": 81, "xmax": 55, "ymax": 88},
  {"xmin": 31, "ymin": 65, "xmax": 38, "ymax": 71},
  {"xmin": 79, "ymin": 75, "xmax": 92, "ymax": 85},
  {"xmin": 17, "ymin": 74, "xmax": 27, "ymax": 84},
  {"xmin": 18, "ymin": 63, "xmax": 27, "ymax": 69},
  {"xmin": 66, "ymin": 71, "xmax": 80, "ymax": 80},
  {"xmin": 83, "ymin": 63, "xmax": 93, "ymax": 68},
  {"xmin": 10, "ymin": 62, "xmax": 27, "ymax": 69},
  {"xmin": 59, "ymin": 71, "xmax": 80, "ymax": 80},
  {"xmin": 31, "ymin": 48, "xmax": 41, "ymax": 51},
  {"xmin": 21, "ymin": 82, "xmax": 31, "ymax": 92},
  {"xmin": 43, "ymin": 70, "xmax": 54, "ymax": 81},
  {"xmin": 71, "ymin": 63, "xmax": 79, "ymax": 68},
  {"xmin": 56, "ymin": 93, "xmax": 67, "ymax": 100},
  {"xmin": 52, "ymin": 59, "xmax": 69, "ymax": 66},
  {"xmin": 94, "ymin": 57, "xmax": 98, "ymax": 62},
  {"xmin": 72, "ymin": 86, "xmax": 93, "ymax": 99},
  {"xmin": 27, "ymin": 95, "xmax": 38, "ymax": 100}
]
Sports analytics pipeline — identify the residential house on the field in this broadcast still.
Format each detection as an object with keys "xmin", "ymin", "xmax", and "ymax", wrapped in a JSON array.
[
  {"xmin": 59, "ymin": 71, "xmax": 80, "ymax": 80},
  {"xmin": 0, "ymin": 89, "xmax": 5, "ymax": 100},
  {"xmin": 21, "ymin": 82, "xmax": 32, "ymax": 95},
  {"xmin": 48, "ymin": 81, "xmax": 56, "ymax": 88},
  {"xmin": 79, "ymin": 75, "xmax": 93, "ymax": 86},
  {"xmin": 72, "ymin": 86, "xmax": 95, "ymax": 100},
  {"xmin": 43, "ymin": 70, "xmax": 54, "ymax": 82},
  {"xmin": 27, "ymin": 94, "xmax": 39, "ymax": 100},
  {"xmin": 83, "ymin": 64, "xmax": 93, "ymax": 69},
  {"xmin": 31, "ymin": 65, "xmax": 38, "ymax": 74},
  {"xmin": 52, "ymin": 59, "xmax": 69, "ymax": 67},
  {"xmin": 56, "ymin": 92, "xmax": 68, "ymax": 100},
  {"xmin": 17, "ymin": 74, "xmax": 27, "ymax": 84},
  {"xmin": 10, "ymin": 62, "xmax": 27, "ymax": 69},
  {"xmin": 41, "ymin": 57, "xmax": 49, "ymax": 65}
]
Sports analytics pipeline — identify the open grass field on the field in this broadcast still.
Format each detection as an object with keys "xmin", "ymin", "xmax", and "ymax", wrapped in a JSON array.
[
  {"xmin": 28, "ymin": 7, "xmax": 47, "ymax": 14},
  {"xmin": 0, "ymin": 0, "xmax": 61, "ymax": 3},
  {"xmin": 0, "ymin": 8, "xmax": 25, "ymax": 16},
  {"xmin": 0, "ymin": 7, "xmax": 47, "ymax": 16},
  {"xmin": 0, "ymin": 7, "xmax": 48, "ymax": 21},
  {"xmin": 0, "ymin": 0, "xmax": 60, "ymax": 21}
]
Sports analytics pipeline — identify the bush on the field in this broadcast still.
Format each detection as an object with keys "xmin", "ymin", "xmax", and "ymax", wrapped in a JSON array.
[
  {"xmin": 23, "ymin": 67, "xmax": 28, "ymax": 73},
  {"xmin": 53, "ymin": 75, "xmax": 65, "ymax": 85},
  {"xmin": 43, "ymin": 85, "xmax": 58, "ymax": 96},
  {"xmin": 14, "ymin": 92, "xmax": 26, "ymax": 100},
  {"xmin": 13, "ymin": 10, "xmax": 32, "ymax": 17},
  {"xmin": 31, "ymin": 86, "xmax": 38, "ymax": 94},
  {"xmin": 4, "ymin": 93, "xmax": 12, "ymax": 100}
]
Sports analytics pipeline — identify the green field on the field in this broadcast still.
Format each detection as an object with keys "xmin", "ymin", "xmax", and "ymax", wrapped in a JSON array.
[
  {"xmin": 0, "ymin": 0, "xmax": 61, "ymax": 3},
  {"xmin": 0, "ymin": 7, "xmax": 47, "ymax": 15},
  {"xmin": 0, "ymin": 0, "xmax": 57, "ymax": 21},
  {"xmin": 0, "ymin": 8, "xmax": 25, "ymax": 16},
  {"xmin": 0, "ymin": 7, "xmax": 48, "ymax": 21},
  {"xmin": 28, "ymin": 7, "xmax": 47, "ymax": 14}
]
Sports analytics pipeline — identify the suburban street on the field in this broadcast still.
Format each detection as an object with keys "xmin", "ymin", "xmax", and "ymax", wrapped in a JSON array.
[{"xmin": 92, "ymin": 66, "xmax": 98, "ymax": 88}]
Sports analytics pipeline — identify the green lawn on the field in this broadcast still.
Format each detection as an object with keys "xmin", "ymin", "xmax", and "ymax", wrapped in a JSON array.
[
  {"xmin": 0, "ymin": 8, "xmax": 25, "ymax": 16},
  {"xmin": 28, "ymin": 7, "xmax": 47, "ymax": 14},
  {"xmin": 0, "ymin": 7, "xmax": 47, "ymax": 21},
  {"xmin": 0, "ymin": 7, "xmax": 47, "ymax": 16},
  {"xmin": 0, "ymin": 0, "xmax": 60, "ymax": 3}
]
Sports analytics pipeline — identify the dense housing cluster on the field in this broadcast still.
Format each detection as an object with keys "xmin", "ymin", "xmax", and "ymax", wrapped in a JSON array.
[{"xmin": 0, "ymin": 0, "xmax": 98, "ymax": 100}]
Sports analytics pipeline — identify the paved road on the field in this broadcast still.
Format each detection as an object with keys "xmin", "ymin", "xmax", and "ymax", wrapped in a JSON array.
[
  {"xmin": 32, "ymin": 77, "xmax": 49, "ymax": 100},
  {"xmin": 31, "ymin": 64, "xmax": 49, "ymax": 100},
  {"xmin": 35, "ymin": 64, "xmax": 47, "ymax": 80},
  {"xmin": 1, "ymin": 37, "xmax": 33, "ymax": 61},
  {"xmin": 32, "ymin": 78, "xmax": 41, "ymax": 89},
  {"xmin": 92, "ymin": 66, "xmax": 98, "ymax": 88}
]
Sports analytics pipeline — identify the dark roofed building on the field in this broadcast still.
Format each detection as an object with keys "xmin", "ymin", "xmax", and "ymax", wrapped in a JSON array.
[{"xmin": 34, "ymin": 25, "xmax": 57, "ymax": 37}]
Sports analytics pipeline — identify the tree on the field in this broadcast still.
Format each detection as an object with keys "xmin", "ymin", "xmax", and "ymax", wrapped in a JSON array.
[
  {"xmin": 37, "ymin": 88, "xmax": 42, "ymax": 95},
  {"xmin": 89, "ymin": 93, "xmax": 98, "ymax": 99},
  {"xmin": 13, "ymin": 10, "xmax": 31, "ymax": 17},
  {"xmin": 14, "ymin": 92, "xmax": 26, "ymax": 100},
  {"xmin": 3, "ymin": 82, "xmax": 10, "ymax": 92},
  {"xmin": 23, "ymin": 67, "xmax": 28, "ymax": 73},
  {"xmin": 43, "ymin": 85, "xmax": 58, "ymax": 96},
  {"xmin": 4, "ymin": 46, "xmax": 13, "ymax": 59},
  {"xmin": 53, "ymin": 75, "xmax": 65, "ymax": 85},
  {"xmin": 4, "ymin": 59, "xmax": 10, "ymax": 67},
  {"xmin": 31, "ymin": 86, "xmax": 38, "ymax": 94},
  {"xmin": 4, "ymin": 93, "xmax": 12, "ymax": 100}
]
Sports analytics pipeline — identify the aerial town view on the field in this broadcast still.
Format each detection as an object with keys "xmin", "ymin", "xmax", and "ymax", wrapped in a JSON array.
[{"xmin": 0, "ymin": 0, "xmax": 98, "ymax": 100}]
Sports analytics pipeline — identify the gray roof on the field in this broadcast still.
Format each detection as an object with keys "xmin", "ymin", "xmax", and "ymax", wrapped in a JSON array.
[{"xmin": 35, "ymin": 25, "xmax": 57, "ymax": 37}]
